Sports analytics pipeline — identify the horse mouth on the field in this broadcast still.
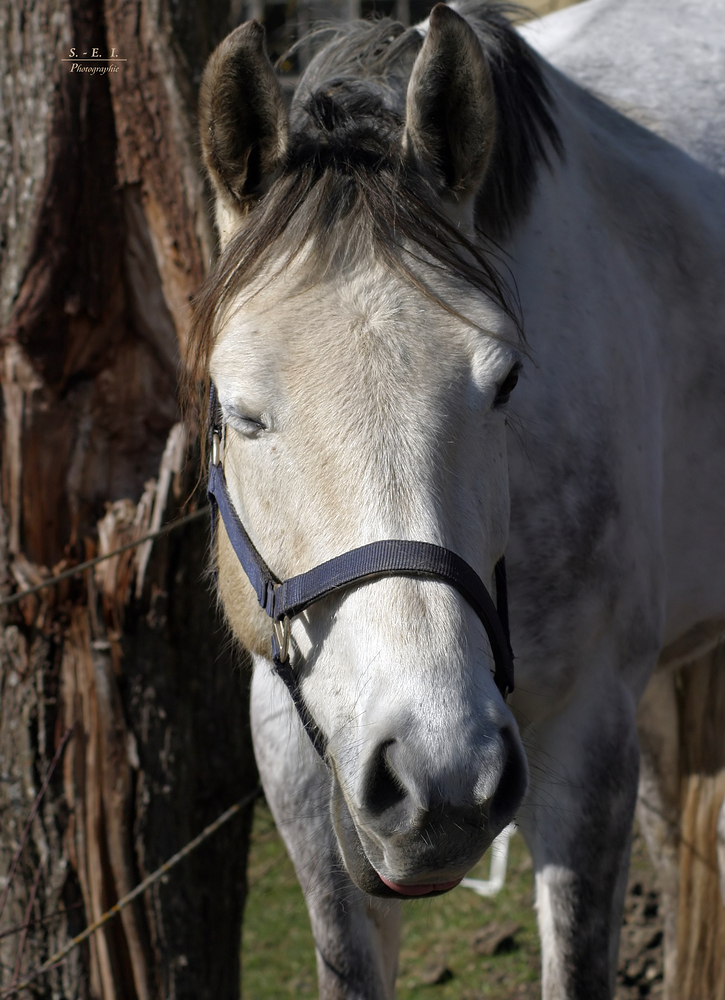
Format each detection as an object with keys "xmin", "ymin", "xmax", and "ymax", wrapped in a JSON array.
[
  {"xmin": 377, "ymin": 874, "xmax": 464, "ymax": 896},
  {"xmin": 330, "ymin": 770, "xmax": 482, "ymax": 899}
]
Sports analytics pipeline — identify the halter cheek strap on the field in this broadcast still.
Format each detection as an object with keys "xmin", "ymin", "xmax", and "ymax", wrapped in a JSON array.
[{"xmin": 206, "ymin": 383, "xmax": 514, "ymax": 761}]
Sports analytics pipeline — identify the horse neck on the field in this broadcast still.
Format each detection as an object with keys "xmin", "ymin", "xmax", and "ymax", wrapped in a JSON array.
[{"xmin": 503, "ymin": 67, "xmax": 725, "ymax": 340}]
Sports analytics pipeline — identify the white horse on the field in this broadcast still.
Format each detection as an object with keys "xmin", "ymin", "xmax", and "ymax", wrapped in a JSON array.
[{"xmin": 190, "ymin": 1, "xmax": 725, "ymax": 997}]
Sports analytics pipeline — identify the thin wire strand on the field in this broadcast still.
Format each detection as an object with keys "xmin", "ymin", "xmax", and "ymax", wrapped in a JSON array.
[
  {"xmin": 0, "ymin": 508, "xmax": 208, "ymax": 609},
  {"xmin": 0, "ymin": 786, "xmax": 262, "ymax": 998},
  {"xmin": 0, "ymin": 728, "xmax": 73, "ymax": 925},
  {"xmin": 0, "ymin": 904, "xmax": 84, "ymax": 943},
  {"xmin": 10, "ymin": 860, "xmax": 42, "ymax": 987}
]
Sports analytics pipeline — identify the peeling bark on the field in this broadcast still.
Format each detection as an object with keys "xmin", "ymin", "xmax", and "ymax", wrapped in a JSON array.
[
  {"xmin": 675, "ymin": 648, "xmax": 725, "ymax": 1000},
  {"xmin": 638, "ymin": 645, "xmax": 725, "ymax": 1000},
  {"xmin": 0, "ymin": 1, "xmax": 256, "ymax": 997}
]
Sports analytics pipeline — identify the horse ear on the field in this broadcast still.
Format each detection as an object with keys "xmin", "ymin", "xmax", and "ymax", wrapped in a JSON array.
[
  {"xmin": 404, "ymin": 4, "xmax": 495, "ymax": 200},
  {"xmin": 199, "ymin": 22, "xmax": 288, "ymax": 247}
]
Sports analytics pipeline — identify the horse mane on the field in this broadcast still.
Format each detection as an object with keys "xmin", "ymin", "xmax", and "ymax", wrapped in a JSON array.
[
  {"xmin": 186, "ymin": 3, "xmax": 561, "ymax": 405},
  {"xmin": 294, "ymin": 3, "xmax": 561, "ymax": 236},
  {"xmin": 457, "ymin": 2, "xmax": 563, "ymax": 234}
]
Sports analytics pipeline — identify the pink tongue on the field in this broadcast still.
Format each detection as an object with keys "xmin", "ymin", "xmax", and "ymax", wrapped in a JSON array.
[{"xmin": 378, "ymin": 875, "xmax": 463, "ymax": 897}]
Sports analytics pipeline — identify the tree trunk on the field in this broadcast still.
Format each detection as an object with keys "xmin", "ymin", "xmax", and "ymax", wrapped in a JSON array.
[
  {"xmin": 637, "ymin": 644, "xmax": 725, "ymax": 1000},
  {"xmin": 0, "ymin": 2, "xmax": 257, "ymax": 997},
  {"xmin": 675, "ymin": 647, "xmax": 725, "ymax": 1000}
]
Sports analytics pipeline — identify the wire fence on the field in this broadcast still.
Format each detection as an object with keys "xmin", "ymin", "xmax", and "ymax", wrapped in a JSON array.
[
  {"xmin": 0, "ymin": 502, "xmax": 262, "ymax": 997},
  {"xmin": 0, "ymin": 787, "xmax": 262, "ymax": 997},
  {"xmin": 0, "ymin": 507, "xmax": 208, "ymax": 609}
]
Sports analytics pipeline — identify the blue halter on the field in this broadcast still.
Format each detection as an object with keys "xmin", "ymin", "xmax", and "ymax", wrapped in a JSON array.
[{"xmin": 206, "ymin": 383, "xmax": 514, "ymax": 760}]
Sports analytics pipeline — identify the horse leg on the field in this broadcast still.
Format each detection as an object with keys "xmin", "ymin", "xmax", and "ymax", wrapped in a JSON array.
[
  {"xmin": 250, "ymin": 663, "xmax": 402, "ymax": 1000},
  {"xmin": 517, "ymin": 679, "xmax": 640, "ymax": 999},
  {"xmin": 635, "ymin": 667, "xmax": 680, "ymax": 999}
]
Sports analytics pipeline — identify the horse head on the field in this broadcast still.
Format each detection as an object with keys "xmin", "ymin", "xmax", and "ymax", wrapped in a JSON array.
[{"xmin": 193, "ymin": 4, "xmax": 528, "ymax": 898}]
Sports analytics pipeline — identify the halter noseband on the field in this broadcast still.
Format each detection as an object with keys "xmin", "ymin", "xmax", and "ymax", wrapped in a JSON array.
[{"xmin": 206, "ymin": 383, "xmax": 514, "ymax": 761}]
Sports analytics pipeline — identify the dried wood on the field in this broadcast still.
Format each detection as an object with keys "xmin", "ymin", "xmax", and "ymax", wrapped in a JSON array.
[
  {"xmin": 675, "ymin": 647, "xmax": 725, "ymax": 1000},
  {"xmin": 0, "ymin": 1, "xmax": 256, "ymax": 997}
]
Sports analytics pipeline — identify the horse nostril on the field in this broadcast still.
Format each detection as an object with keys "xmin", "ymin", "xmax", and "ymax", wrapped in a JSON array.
[
  {"xmin": 487, "ymin": 726, "xmax": 528, "ymax": 831},
  {"xmin": 362, "ymin": 740, "xmax": 407, "ymax": 817}
]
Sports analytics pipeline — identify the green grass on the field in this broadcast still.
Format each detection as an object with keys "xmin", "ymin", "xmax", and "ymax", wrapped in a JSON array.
[
  {"xmin": 242, "ymin": 801, "xmax": 541, "ymax": 998},
  {"xmin": 395, "ymin": 829, "xmax": 540, "ymax": 1000},
  {"xmin": 241, "ymin": 802, "xmax": 318, "ymax": 997}
]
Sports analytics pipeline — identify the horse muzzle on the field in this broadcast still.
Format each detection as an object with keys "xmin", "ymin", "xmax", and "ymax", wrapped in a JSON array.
[{"xmin": 329, "ymin": 724, "xmax": 527, "ymax": 899}]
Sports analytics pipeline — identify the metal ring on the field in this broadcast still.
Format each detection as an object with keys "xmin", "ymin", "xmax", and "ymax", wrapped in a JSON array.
[
  {"xmin": 273, "ymin": 616, "xmax": 290, "ymax": 663},
  {"xmin": 212, "ymin": 431, "xmax": 222, "ymax": 466}
]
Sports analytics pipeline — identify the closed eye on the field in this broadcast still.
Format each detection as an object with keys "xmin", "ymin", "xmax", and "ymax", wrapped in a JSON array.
[
  {"xmin": 493, "ymin": 362, "xmax": 522, "ymax": 409},
  {"xmin": 223, "ymin": 406, "xmax": 269, "ymax": 435}
]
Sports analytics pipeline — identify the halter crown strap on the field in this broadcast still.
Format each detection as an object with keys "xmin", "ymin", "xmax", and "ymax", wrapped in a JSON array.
[{"xmin": 207, "ymin": 383, "xmax": 514, "ymax": 761}]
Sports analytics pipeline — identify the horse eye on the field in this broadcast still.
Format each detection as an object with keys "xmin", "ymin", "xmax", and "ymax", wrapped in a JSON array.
[
  {"xmin": 494, "ymin": 363, "xmax": 521, "ymax": 408},
  {"xmin": 224, "ymin": 407, "xmax": 269, "ymax": 435},
  {"xmin": 236, "ymin": 415, "xmax": 267, "ymax": 434}
]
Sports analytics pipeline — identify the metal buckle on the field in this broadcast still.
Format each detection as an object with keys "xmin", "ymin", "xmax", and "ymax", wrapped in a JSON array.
[{"xmin": 273, "ymin": 616, "xmax": 290, "ymax": 663}]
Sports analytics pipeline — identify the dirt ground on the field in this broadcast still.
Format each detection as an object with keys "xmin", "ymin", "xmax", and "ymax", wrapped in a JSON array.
[{"xmin": 616, "ymin": 827, "xmax": 665, "ymax": 999}]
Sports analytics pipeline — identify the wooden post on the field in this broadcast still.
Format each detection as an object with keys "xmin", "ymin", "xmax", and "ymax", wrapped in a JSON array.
[
  {"xmin": 675, "ymin": 646, "xmax": 725, "ymax": 1000},
  {"xmin": 0, "ymin": 1, "xmax": 257, "ymax": 997},
  {"xmin": 638, "ymin": 642, "xmax": 725, "ymax": 1000}
]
